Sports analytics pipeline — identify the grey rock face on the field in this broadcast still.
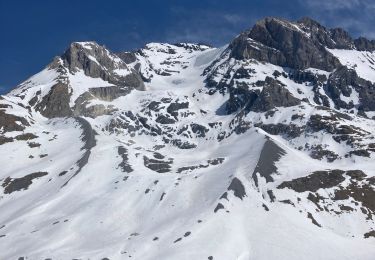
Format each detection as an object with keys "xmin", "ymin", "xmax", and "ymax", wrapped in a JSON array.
[
  {"xmin": 155, "ymin": 114, "xmax": 176, "ymax": 124},
  {"xmin": 354, "ymin": 37, "xmax": 375, "ymax": 51},
  {"xmin": 31, "ymin": 42, "xmax": 147, "ymax": 118},
  {"xmin": 230, "ymin": 16, "xmax": 375, "ymax": 71},
  {"xmin": 278, "ymin": 169, "xmax": 346, "ymax": 192},
  {"xmin": 325, "ymin": 66, "xmax": 356, "ymax": 109},
  {"xmin": 2, "ymin": 172, "xmax": 48, "ymax": 194},
  {"xmin": 226, "ymin": 85, "xmax": 259, "ymax": 114},
  {"xmin": 226, "ymin": 77, "xmax": 301, "ymax": 114},
  {"xmin": 73, "ymin": 103, "xmax": 116, "ymax": 118},
  {"xmin": 329, "ymin": 28, "xmax": 355, "ymax": 49},
  {"xmin": 251, "ymin": 77, "xmax": 301, "ymax": 112},
  {"xmin": 0, "ymin": 109, "xmax": 29, "ymax": 132},
  {"xmin": 0, "ymin": 135, "xmax": 13, "ymax": 145},
  {"xmin": 174, "ymin": 43, "xmax": 211, "ymax": 51},
  {"xmin": 230, "ymin": 17, "xmax": 341, "ymax": 71},
  {"xmin": 255, "ymin": 123, "xmax": 304, "ymax": 139},
  {"xmin": 61, "ymin": 42, "xmax": 145, "ymax": 90},
  {"xmin": 88, "ymin": 86, "xmax": 131, "ymax": 102},
  {"xmin": 252, "ymin": 139, "xmax": 286, "ymax": 187},
  {"xmin": 298, "ymin": 17, "xmax": 375, "ymax": 52},
  {"xmin": 72, "ymin": 86, "xmax": 129, "ymax": 117},
  {"xmin": 190, "ymin": 123, "xmax": 209, "ymax": 137},
  {"xmin": 297, "ymin": 18, "xmax": 354, "ymax": 49},
  {"xmin": 35, "ymin": 83, "xmax": 72, "ymax": 118},
  {"xmin": 277, "ymin": 170, "xmax": 375, "ymax": 221},
  {"xmin": 143, "ymin": 156, "xmax": 173, "ymax": 173},
  {"xmin": 62, "ymin": 42, "xmax": 110, "ymax": 77},
  {"xmin": 121, "ymin": 72, "xmax": 145, "ymax": 91},
  {"xmin": 227, "ymin": 178, "xmax": 246, "ymax": 200},
  {"xmin": 288, "ymin": 69, "xmax": 327, "ymax": 85},
  {"xmin": 207, "ymin": 17, "xmax": 375, "ymax": 120},
  {"xmin": 325, "ymin": 66, "xmax": 375, "ymax": 111},
  {"xmin": 62, "ymin": 42, "xmax": 118, "ymax": 78},
  {"xmin": 71, "ymin": 78, "xmax": 146, "ymax": 118},
  {"xmin": 297, "ymin": 17, "xmax": 336, "ymax": 46},
  {"xmin": 167, "ymin": 101, "xmax": 189, "ymax": 118},
  {"xmin": 170, "ymin": 139, "xmax": 197, "ymax": 149},
  {"xmin": 230, "ymin": 35, "xmax": 285, "ymax": 66},
  {"xmin": 117, "ymin": 146, "xmax": 133, "ymax": 173},
  {"xmin": 117, "ymin": 52, "xmax": 137, "ymax": 64}
]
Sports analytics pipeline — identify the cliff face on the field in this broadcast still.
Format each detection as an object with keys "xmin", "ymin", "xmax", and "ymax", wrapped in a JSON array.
[{"xmin": 230, "ymin": 17, "xmax": 341, "ymax": 71}]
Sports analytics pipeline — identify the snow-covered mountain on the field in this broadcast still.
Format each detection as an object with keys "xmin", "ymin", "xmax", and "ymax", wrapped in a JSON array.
[{"xmin": 1, "ymin": 17, "xmax": 375, "ymax": 260}]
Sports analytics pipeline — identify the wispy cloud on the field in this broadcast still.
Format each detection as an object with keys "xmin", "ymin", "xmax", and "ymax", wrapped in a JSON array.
[
  {"xmin": 300, "ymin": 0, "xmax": 375, "ymax": 39},
  {"xmin": 165, "ymin": 7, "xmax": 251, "ymax": 46},
  {"xmin": 303, "ymin": 0, "xmax": 362, "ymax": 10},
  {"xmin": 223, "ymin": 14, "xmax": 247, "ymax": 25},
  {"xmin": 165, "ymin": 24, "xmax": 239, "ymax": 46}
]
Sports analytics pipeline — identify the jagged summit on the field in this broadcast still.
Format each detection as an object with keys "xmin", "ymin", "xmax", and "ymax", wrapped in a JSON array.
[
  {"xmin": 60, "ymin": 41, "xmax": 144, "ymax": 86},
  {"xmin": 0, "ymin": 17, "xmax": 375, "ymax": 260},
  {"xmin": 298, "ymin": 16, "xmax": 375, "ymax": 51},
  {"xmin": 229, "ymin": 17, "xmax": 340, "ymax": 71},
  {"xmin": 298, "ymin": 17, "xmax": 375, "ymax": 51},
  {"xmin": 254, "ymin": 16, "xmax": 302, "ymax": 30},
  {"xmin": 227, "ymin": 16, "xmax": 375, "ymax": 75}
]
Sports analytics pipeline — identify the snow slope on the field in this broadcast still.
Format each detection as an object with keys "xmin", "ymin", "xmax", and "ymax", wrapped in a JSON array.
[{"xmin": 0, "ymin": 18, "xmax": 375, "ymax": 260}]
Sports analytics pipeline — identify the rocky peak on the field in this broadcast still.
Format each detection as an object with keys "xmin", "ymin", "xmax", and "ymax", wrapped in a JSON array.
[
  {"xmin": 254, "ymin": 17, "xmax": 301, "ymax": 33},
  {"xmin": 21, "ymin": 41, "xmax": 146, "ymax": 119},
  {"xmin": 58, "ymin": 42, "xmax": 143, "ymax": 90},
  {"xmin": 329, "ymin": 28, "xmax": 355, "ymax": 49},
  {"xmin": 61, "ymin": 42, "xmax": 130, "ymax": 82},
  {"xmin": 297, "ymin": 18, "xmax": 355, "ymax": 49},
  {"xmin": 354, "ymin": 37, "xmax": 375, "ymax": 51},
  {"xmin": 230, "ymin": 16, "xmax": 341, "ymax": 71},
  {"xmin": 296, "ymin": 16, "xmax": 331, "ymax": 38},
  {"xmin": 230, "ymin": 16, "xmax": 375, "ymax": 72},
  {"xmin": 62, "ymin": 42, "xmax": 111, "ymax": 72},
  {"xmin": 298, "ymin": 17, "xmax": 375, "ymax": 51}
]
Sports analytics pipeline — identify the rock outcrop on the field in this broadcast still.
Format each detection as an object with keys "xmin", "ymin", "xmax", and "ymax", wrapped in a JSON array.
[
  {"xmin": 35, "ymin": 83, "xmax": 72, "ymax": 118},
  {"xmin": 230, "ymin": 17, "xmax": 341, "ymax": 71},
  {"xmin": 226, "ymin": 77, "xmax": 301, "ymax": 113}
]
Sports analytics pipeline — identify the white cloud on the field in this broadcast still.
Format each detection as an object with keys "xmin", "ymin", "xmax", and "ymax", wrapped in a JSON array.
[
  {"xmin": 165, "ymin": 26, "xmax": 236, "ymax": 46},
  {"xmin": 300, "ymin": 0, "xmax": 375, "ymax": 39},
  {"xmin": 223, "ymin": 14, "xmax": 247, "ymax": 25},
  {"xmin": 303, "ymin": 0, "xmax": 362, "ymax": 10},
  {"xmin": 165, "ymin": 8, "xmax": 251, "ymax": 46}
]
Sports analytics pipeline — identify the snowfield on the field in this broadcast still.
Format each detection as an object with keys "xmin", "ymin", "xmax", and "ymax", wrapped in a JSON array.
[{"xmin": 1, "ymin": 19, "xmax": 375, "ymax": 260}]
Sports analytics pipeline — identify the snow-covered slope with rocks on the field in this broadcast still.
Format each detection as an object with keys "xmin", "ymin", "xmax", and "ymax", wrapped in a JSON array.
[{"xmin": 1, "ymin": 17, "xmax": 375, "ymax": 260}]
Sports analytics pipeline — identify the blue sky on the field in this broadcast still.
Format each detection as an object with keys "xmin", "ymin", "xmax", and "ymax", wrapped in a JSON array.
[{"xmin": 1, "ymin": 0, "xmax": 374, "ymax": 93}]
